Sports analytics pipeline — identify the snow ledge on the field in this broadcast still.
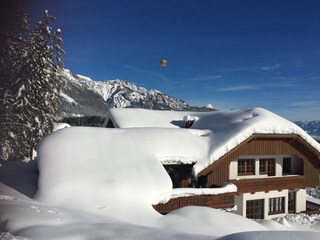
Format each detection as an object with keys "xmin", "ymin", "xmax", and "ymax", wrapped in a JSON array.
[{"xmin": 152, "ymin": 183, "xmax": 237, "ymax": 204}]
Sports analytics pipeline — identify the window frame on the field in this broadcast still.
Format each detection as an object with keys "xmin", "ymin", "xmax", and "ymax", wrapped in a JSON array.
[
  {"xmin": 288, "ymin": 191, "xmax": 296, "ymax": 213},
  {"xmin": 246, "ymin": 199, "xmax": 264, "ymax": 219},
  {"xmin": 268, "ymin": 197, "xmax": 285, "ymax": 215},
  {"xmin": 259, "ymin": 158, "xmax": 275, "ymax": 176},
  {"xmin": 238, "ymin": 159, "xmax": 255, "ymax": 176}
]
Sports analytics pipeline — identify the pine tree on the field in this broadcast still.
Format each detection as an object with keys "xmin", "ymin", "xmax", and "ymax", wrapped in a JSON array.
[
  {"xmin": 0, "ymin": 8, "xmax": 31, "ymax": 160},
  {"xmin": 16, "ymin": 10, "xmax": 64, "ymax": 159},
  {"xmin": 0, "ymin": 24, "xmax": 13, "ymax": 160},
  {"xmin": 0, "ymin": 9, "xmax": 64, "ymax": 161}
]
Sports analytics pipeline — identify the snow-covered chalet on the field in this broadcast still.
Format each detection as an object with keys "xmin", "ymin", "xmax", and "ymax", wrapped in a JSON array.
[{"xmin": 105, "ymin": 107, "xmax": 320, "ymax": 220}]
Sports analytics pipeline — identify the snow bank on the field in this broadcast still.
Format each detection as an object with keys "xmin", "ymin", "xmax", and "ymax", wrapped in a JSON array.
[
  {"xmin": 307, "ymin": 187, "xmax": 320, "ymax": 200},
  {"xmin": 153, "ymin": 183, "xmax": 237, "ymax": 204},
  {"xmin": 217, "ymin": 231, "xmax": 320, "ymax": 240},
  {"xmin": 1, "ymin": 120, "xmax": 320, "ymax": 239},
  {"xmin": 158, "ymin": 206, "xmax": 267, "ymax": 236},
  {"xmin": 307, "ymin": 195, "xmax": 320, "ymax": 205},
  {"xmin": 273, "ymin": 213, "xmax": 320, "ymax": 231},
  {"xmin": 2, "ymin": 179, "xmax": 320, "ymax": 240},
  {"xmin": 0, "ymin": 183, "xmax": 265, "ymax": 240},
  {"xmin": 36, "ymin": 127, "xmax": 208, "ymax": 225},
  {"xmin": 1, "ymin": 188, "xmax": 268, "ymax": 239},
  {"xmin": 2, "ymin": 107, "xmax": 320, "ymax": 239},
  {"xmin": 0, "ymin": 232, "xmax": 30, "ymax": 240}
]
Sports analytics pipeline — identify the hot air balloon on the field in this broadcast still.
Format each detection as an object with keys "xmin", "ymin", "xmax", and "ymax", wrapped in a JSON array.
[{"xmin": 160, "ymin": 59, "xmax": 167, "ymax": 68}]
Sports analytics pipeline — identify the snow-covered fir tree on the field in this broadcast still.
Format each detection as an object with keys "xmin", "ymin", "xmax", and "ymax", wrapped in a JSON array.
[
  {"xmin": 0, "ymin": 9, "xmax": 30, "ymax": 160},
  {"xmin": 0, "ymin": 9, "xmax": 64, "ymax": 161}
]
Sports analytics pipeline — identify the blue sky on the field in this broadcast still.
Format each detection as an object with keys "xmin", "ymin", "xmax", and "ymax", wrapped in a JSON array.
[{"xmin": 29, "ymin": 0, "xmax": 320, "ymax": 121}]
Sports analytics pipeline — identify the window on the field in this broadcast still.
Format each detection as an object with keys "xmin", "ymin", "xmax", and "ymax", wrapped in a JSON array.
[
  {"xmin": 246, "ymin": 199, "xmax": 264, "ymax": 219},
  {"xmin": 238, "ymin": 159, "xmax": 255, "ymax": 176},
  {"xmin": 283, "ymin": 158, "xmax": 291, "ymax": 174},
  {"xmin": 259, "ymin": 158, "xmax": 275, "ymax": 176},
  {"xmin": 269, "ymin": 197, "xmax": 285, "ymax": 215},
  {"xmin": 288, "ymin": 191, "xmax": 296, "ymax": 213}
]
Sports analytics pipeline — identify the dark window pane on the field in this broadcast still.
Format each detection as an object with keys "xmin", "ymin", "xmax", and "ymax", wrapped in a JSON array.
[
  {"xmin": 238, "ymin": 159, "xmax": 255, "ymax": 176},
  {"xmin": 268, "ymin": 197, "xmax": 285, "ymax": 215},
  {"xmin": 259, "ymin": 158, "xmax": 275, "ymax": 176},
  {"xmin": 246, "ymin": 199, "xmax": 264, "ymax": 219}
]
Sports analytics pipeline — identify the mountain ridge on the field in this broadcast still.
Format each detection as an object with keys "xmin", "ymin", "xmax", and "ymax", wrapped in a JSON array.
[
  {"xmin": 57, "ymin": 69, "xmax": 213, "ymax": 120},
  {"xmin": 57, "ymin": 69, "xmax": 320, "ymax": 140},
  {"xmin": 295, "ymin": 120, "xmax": 320, "ymax": 141}
]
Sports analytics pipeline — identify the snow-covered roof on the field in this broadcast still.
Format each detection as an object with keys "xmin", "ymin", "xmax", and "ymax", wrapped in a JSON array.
[
  {"xmin": 108, "ymin": 107, "xmax": 320, "ymax": 173},
  {"xmin": 36, "ymin": 127, "xmax": 209, "ymax": 224},
  {"xmin": 108, "ymin": 108, "xmax": 196, "ymax": 128}
]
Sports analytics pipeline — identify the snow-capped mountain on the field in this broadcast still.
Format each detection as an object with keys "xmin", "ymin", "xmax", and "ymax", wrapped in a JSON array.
[
  {"xmin": 57, "ymin": 69, "xmax": 213, "ymax": 119},
  {"xmin": 295, "ymin": 121, "xmax": 320, "ymax": 141},
  {"xmin": 58, "ymin": 70, "xmax": 320, "ymax": 140}
]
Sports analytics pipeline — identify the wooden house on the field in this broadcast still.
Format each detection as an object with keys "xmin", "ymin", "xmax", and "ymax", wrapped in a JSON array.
[{"xmin": 106, "ymin": 108, "xmax": 320, "ymax": 219}]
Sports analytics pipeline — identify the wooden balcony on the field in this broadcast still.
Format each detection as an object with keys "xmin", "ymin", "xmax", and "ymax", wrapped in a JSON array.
[
  {"xmin": 153, "ymin": 176, "xmax": 306, "ymax": 214},
  {"xmin": 229, "ymin": 175, "xmax": 305, "ymax": 193},
  {"xmin": 153, "ymin": 193, "xmax": 235, "ymax": 214}
]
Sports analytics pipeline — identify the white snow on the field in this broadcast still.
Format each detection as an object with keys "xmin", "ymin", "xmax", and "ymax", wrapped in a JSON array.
[
  {"xmin": 153, "ymin": 183, "xmax": 237, "ymax": 204},
  {"xmin": 75, "ymin": 74, "xmax": 92, "ymax": 81},
  {"xmin": 307, "ymin": 195, "xmax": 320, "ymax": 205},
  {"xmin": 0, "ymin": 107, "xmax": 320, "ymax": 239},
  {"xmin": 307, "ymin": 187, "xmax": 320, "ymax": 205},
  {"xmin": 108, "ymin": 108, "xmax": 194, "ymax": 128},
  {"xmin": 274, "ymin": 213, "xmax": 320, "ymax": 231},
  {"xmin": 109, "ymin": 107, "xmax": 320, "ymax": 174},
  {"xmin": 60, "ymin": 92, "xmax": 77, "ymax": 105},
  {"xmin": 183, "ymin": 114, "xmax": 200, "ymax": 122},
  {"xmin": 0, "ymin": 232, "xmax": 30, "ymax": 240},
  {"xmin": 53, "ymin": 122, "xmax": 70, "ymax": 131},
  {"xmin": 206, "ymin": 104, "xmax": 214, "ymax": 109},
  {"xmin": 35, "ymin": 127, "xmax": 209, "ymax": 225}
]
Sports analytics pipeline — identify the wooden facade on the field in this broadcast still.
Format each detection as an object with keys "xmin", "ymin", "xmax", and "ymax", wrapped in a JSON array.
[
  {"xmin": 153, "ymin": 134, "xmax": 320, "ymax": 215},
  {"xmin": 107, "ymin": 109, "xmax": 320, "ymax": 216},
  {"xmin": 198, "ymin": 134, "xmax": 320, "ymax": 191},
  {"xmin": 229, "ymin": 176, "xmax": 305, "ymax": 193}
]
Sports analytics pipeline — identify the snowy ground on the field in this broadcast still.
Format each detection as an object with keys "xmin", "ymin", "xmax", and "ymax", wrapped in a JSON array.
[
  {"xmin": 1, "ymin": 125, "xmax": 320, "ymax": 239},
  {"xmin": 1, "ymin": 178, "xmax": 320, "ymax": 240}
]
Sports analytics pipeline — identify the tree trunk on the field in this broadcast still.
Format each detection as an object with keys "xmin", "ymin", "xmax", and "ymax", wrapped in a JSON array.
[{"xmin": 29, "ymin": 145, "xmax": 33, "ymax": 160}]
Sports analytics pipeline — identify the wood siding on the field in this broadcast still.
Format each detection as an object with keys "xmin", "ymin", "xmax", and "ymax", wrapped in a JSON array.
[
  {"xmin": 230, "ymin": 176, "xmax": 305, "ymax": 193},
  {"xmin": 199, "ymin": 134, "xmax": 320, "ymax": 191},
  {"xmin": 153, "ymin": 193, "xmax": 235, "ymax": 214}
]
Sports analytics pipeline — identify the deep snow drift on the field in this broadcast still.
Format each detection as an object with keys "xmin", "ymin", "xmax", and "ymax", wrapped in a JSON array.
[
  {"xmin": 0, "ymin": 157, "xmax": 320, "ymax": 240},
  {"xmin": 1, "ymin": 107, "xmax": 320, "ymax": 239}
]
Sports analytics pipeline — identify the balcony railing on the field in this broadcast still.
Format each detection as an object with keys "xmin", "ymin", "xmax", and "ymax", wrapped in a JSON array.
[
  {"xmin": 229, "ymin": 176, "xmax": 305, "ymax": 193},
  {"xmin": 153, "ymin": 176, "xmax": 306, "ymax": 214},
  {"xmin": 153, "ymin": 193, "xmax": 235, "ymax": 214}
]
